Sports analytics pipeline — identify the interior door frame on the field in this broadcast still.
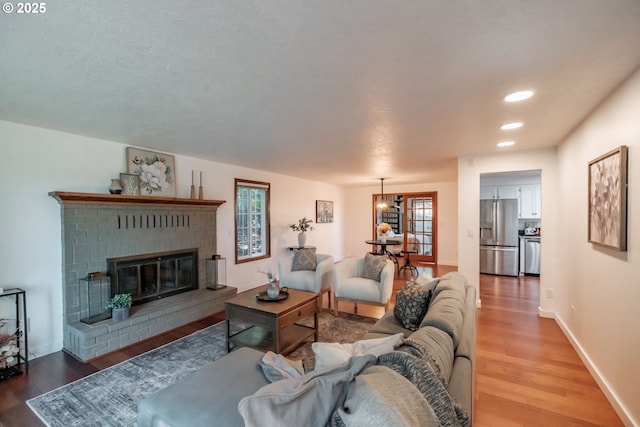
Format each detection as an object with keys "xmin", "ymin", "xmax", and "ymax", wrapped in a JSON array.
[{"xmin": 372, "ymin": 191, "xmax": 438, "ymax": 263}]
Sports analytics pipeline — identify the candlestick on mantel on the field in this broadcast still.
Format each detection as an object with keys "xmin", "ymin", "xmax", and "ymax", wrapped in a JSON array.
[
  {"xmin": 198, "ymin": 171, "xmax": 204, "ymax": 199},
  {"xmin": 190, "ymin": 170, "xmax": 196, "ymax": 199}
]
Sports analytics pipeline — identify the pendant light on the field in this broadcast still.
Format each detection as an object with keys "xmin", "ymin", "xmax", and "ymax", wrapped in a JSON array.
[{"xmin": 376, "ymin": 178, "xmax": 388, "ymax": 209}]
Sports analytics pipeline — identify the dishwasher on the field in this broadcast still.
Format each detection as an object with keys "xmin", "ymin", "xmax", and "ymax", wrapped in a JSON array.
[{"xmin": 523, "ymin": 237, "xmax": 541, "ymax": 275}]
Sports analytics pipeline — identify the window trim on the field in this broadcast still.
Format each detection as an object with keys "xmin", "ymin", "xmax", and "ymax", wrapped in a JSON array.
[{"xmin": 234, "ymin": 178, "xmax": 271, "ymax": 264}]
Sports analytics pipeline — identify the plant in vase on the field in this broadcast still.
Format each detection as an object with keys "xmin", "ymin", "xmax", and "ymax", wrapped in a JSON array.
[
  {"xmin": 377, "ymin": 222, "xmax": 392, "ymax": 242},
  {"xmin": 106, "ymin": 293, "xmax": 133, "ymax": 321},
  {"xmin": 259, "ymin": 270, "xmax": 280, "ymax": 299},
  {"xmin": 290, "ymin": 217, "xmax": 315, "ymax": 248}
]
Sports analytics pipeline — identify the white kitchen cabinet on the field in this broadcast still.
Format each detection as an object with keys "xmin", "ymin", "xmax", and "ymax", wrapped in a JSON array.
[
  {"xmin": 520, "ymin": 184, "xmax": 541, "ymax": 218},
  {"xmin": 480, "ymin": 185, "xmax": 520, "ymax": 200},
  {"xmin": 497, "ymin": 185, "xmax": 520, "ymax": 199},
  {"xmin": 480, "ymin": 186, "xmax": 497, "ymax": 200}
]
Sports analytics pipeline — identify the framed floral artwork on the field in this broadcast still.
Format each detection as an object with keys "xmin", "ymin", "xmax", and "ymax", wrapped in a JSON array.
[
  {"xmin": 316, "ymin": 200, "xmax": 334, "ymax": 223},
  {"xmin": 119, "ymin": 173, "xmax": 140, "ymax": 195},
  {"xmin": 126, "ymin": 147, "xmax": 176, "ymax": 197},
  {"xmin": 588, "ymin": 145, "xmax": 628, "ymax": 251}
]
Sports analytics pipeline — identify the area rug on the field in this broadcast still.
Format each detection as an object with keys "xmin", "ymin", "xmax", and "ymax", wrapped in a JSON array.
[{"xmin": 27, "ymin": 310, "xmax": 376, "ymax": 427}]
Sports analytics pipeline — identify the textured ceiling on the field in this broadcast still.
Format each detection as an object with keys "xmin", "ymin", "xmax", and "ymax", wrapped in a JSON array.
[{"xmin": 2, "ymin": 1, "xmax": 640, "ymax": 186}]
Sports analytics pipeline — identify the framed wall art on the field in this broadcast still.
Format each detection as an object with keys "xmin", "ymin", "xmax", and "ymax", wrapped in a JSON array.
[
  {"xmin": 126, "ymin": 147, "xmax": 176, "ymax": 197},
  {"xmin": 588, "ymin": 145, "xmax": 628, "ymax": 251},
  {"xmin": 316, "ymin": 200, "xmax": 334, "ymax": 223},
  {"xmin": 119, "ymin": 173, "xmax": 140, "ymax": 195}
]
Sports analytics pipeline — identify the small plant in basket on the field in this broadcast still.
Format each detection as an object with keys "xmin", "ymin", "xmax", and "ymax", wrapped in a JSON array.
[
  {"xmin": 106, "ymin": 293, "xmax": 133, "ymax": 309},
  {"xmin": 106, "ymin": 293, "xmax": 133, "ymax": 321}
]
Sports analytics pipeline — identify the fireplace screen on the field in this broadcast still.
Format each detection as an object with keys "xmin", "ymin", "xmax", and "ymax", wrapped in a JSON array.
[{"xmin": 108, "ymin": 249, "xmax": 198, "ymax": 305}]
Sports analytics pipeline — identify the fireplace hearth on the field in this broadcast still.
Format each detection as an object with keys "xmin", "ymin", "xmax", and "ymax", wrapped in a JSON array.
[
  {"xmin": 50, "ymin": 191, "xmax": 234, "ymax": 361},
  {"xmin": 108, "ymin": 249, "xmax": 199, "ymax": 305}
]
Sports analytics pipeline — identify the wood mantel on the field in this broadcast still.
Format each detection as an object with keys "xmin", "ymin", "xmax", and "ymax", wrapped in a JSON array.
[{"xmin": 49, "ymin": 191, "xmax": 225, "ymax": 208}]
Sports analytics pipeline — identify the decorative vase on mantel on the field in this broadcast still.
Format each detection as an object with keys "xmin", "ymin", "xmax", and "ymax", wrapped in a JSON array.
[
  {"xmin": 298, "ymin": 232, "xmax": 307, "ymax": 248},
  {"xmin": 108, "ymin": 178, "xmax": 123, "ymax": 194}
]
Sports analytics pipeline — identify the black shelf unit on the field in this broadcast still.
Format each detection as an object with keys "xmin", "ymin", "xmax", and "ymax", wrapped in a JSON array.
[
  {"xmin": 381, "ymin": 208, "xmax": 401, "ymax": 234},
  {"xmin": 0, "ymin": 288, "xmax": 28, "ymax": 380}
]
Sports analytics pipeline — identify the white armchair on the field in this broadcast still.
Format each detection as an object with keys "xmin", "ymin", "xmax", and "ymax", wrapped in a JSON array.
[
  {"xmin": 332, "ymin": 256, "xmax": 395, "ymax": 315},
  {"xmin": 278, "ymin": 253, "xmax": 334, "ymax": 307}
]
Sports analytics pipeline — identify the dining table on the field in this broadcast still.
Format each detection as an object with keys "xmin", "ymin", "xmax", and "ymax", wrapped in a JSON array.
[{"xmin": 365, "ymin": 239, "xmax": 402, "ymax": 256}]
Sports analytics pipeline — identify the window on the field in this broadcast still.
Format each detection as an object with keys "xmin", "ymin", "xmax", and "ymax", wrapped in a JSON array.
[{"xmin": 235, "ymin": 179, "xmax": 270, "ymax": 263}]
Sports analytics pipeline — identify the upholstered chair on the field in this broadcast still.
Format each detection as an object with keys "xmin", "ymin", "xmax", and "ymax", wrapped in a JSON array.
[
  {"xmin": 332, "ymin": 254, "xmax": 395, "ymax": 315},
  {"xmin": 278, "ymin": 251, "xmax": 334, "ymax": 307}
]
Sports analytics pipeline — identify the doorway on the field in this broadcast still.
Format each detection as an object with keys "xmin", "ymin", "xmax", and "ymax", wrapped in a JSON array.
[
  {"xmin": 373, "ymin": 191, "xmax": 437, "ymax": 263},
  {"xmin": 479, "ymin": 170, "xmax": 541, "ymax": 277}
]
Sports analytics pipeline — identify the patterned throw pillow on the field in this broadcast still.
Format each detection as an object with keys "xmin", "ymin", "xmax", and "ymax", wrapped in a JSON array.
[
  {"xmin": 394, "ymin": 280, "xmax": 433, "ymax": 331},
  {"xmin": 361, "ymin": 253, "xmax": 387, "ymax": 281},
  {"xmin": 291, "ymin": 248, "xmax": 318, "ymax": 271}
]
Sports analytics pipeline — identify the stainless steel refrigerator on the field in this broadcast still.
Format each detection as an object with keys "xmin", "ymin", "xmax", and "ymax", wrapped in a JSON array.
[{"xmin": 479, "ymin": 199, "xmax": 519, "ymax": 276}]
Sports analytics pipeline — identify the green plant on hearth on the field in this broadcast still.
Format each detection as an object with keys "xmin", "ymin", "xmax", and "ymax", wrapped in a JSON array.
[
  {"xmin": 289, "ymin": 217, "xmax": 315, "ymax": 232},
  {"xmin": 106, "ymin": 293, "xmax": 133, "ymax": 309}
]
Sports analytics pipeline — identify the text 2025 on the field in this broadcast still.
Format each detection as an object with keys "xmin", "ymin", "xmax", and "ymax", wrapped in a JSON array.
[{"xmin": 17, "ymin": 2, "xmax": 46, "ymax": 13}]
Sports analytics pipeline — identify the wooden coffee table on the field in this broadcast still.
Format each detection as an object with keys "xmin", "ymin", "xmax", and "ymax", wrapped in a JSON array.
[{"xmin": 225, "ymin": 284, "xmax": 318, "ymax": 355}]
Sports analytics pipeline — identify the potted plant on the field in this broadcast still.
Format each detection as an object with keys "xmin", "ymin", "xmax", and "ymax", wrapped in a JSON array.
[
  {"xmin": 107, "ymin": 293, "xmax": 132, "ymax": 321},
  {"xmin": 259, "ymin": 270, "xmax": 280, "ymax": 299},
  {"xmin": 377, "ymin": 222, "xmax": 392, "ymax": 242},
  {"xmin": 290, "ymin": 217, "xmax": 315, "ymax": 248}
]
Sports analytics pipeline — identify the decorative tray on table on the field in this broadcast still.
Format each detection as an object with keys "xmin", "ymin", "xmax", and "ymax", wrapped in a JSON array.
[{"xmin": 256, "ymin": 287, "xmax": 289, "ymax": 302}]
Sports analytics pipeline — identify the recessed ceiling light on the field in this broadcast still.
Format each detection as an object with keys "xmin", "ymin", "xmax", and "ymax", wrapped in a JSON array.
[
  {"xmin": 500, "ymin": 122, "xmax": 523, "ymax": 130},
  {"xmin": 497, "ymin": 141, "xmax": 515, "ymax": 147},
  {"xmin": 504, "ymin": 90, "xmax": 534, "ymax": 102}
]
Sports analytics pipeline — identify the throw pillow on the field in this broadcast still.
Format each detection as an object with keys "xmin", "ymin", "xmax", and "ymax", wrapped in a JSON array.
[
  {"xmin": 332, "ymin": 365, "xmax": 439, "ymax": 427},
  {"xmin": 415, "ymin": 272, "xmax": 440, "ymax": 292},
  {"xmin": 394, "ymin": 281, "xmax": 433, "ymax": 331},
  {"xmin": 312, "ymin": 333, "xmax": 404, "ymax": 370},
  {"xmin": 291, "ymin": 248, "xmax": 317, "ymax": 271},
  {"xmin": 361, "ymin": 253, "xmax": 387, "ymax": 281}
]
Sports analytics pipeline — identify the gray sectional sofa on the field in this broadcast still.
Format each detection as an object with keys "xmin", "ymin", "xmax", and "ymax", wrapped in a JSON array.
[
  {"xmin": 137, "ymin": 271, "xmax": 476, "ymax": 426},
  {"xmin": 363, "ymin": 271, "xmax": 476, "ymax": 418}
]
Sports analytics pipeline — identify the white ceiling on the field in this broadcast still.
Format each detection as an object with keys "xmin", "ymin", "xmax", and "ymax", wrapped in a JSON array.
[{"xmin": 2, "ymin": 1, "xmax": 640, "ymax": 186}]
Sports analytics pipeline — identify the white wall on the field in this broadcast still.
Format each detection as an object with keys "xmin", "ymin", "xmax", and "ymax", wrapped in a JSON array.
[
  {"xmin": 555, "ymin": 69, "xmax": 640, "ymax": 426},
  {"xmin": 343, "ymin": 181, "xmax": 458, "ymax": 266},
  {"xmin": 0, "ymin": 120, "xmax": 344, "ymax": 358},
  {"xmin": 458, "ymin": 68, "xmax": 640, "ymax": 424},
  {"xmin": 458, "ymin": 148, "xmax": 559, "ymax": 312}
]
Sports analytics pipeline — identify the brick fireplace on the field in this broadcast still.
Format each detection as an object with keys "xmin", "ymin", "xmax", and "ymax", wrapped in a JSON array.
[{"xmin": 50, "ymin": 192, "xmax": 236, "ymax": 362}]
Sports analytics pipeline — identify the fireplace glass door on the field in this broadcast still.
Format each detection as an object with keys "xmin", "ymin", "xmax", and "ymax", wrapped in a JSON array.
[{"xmin": 108, "ymin": 249, "xmax": 199, "ymax": 305}]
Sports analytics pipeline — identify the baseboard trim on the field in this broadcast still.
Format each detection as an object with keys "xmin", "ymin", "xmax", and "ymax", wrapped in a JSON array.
[
  {"xmin": 30, "ymin": 341, "xmax": 63, "ymax": 359},
  {"xmin": 555, "ymin": 314, "xmax": 636, "ymax": 427},
  {"xmin": 537, "ymin": 307, "xmax": 555, "ymax": 318}
]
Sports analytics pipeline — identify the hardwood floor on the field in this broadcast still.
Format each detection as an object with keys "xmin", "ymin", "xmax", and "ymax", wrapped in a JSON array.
[
  {"xmin": 0, "ymin": 265, "xmax": 622, "ymax": 426},
  {"xmin": 475, "ymin": 272, "xmax": 622, "ymax": 427}
]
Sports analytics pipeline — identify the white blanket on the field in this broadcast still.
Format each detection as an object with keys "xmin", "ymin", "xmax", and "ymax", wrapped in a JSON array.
[{"xmin": 238, "ymin": 355, "xmax": 376, "ymax": 427}]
